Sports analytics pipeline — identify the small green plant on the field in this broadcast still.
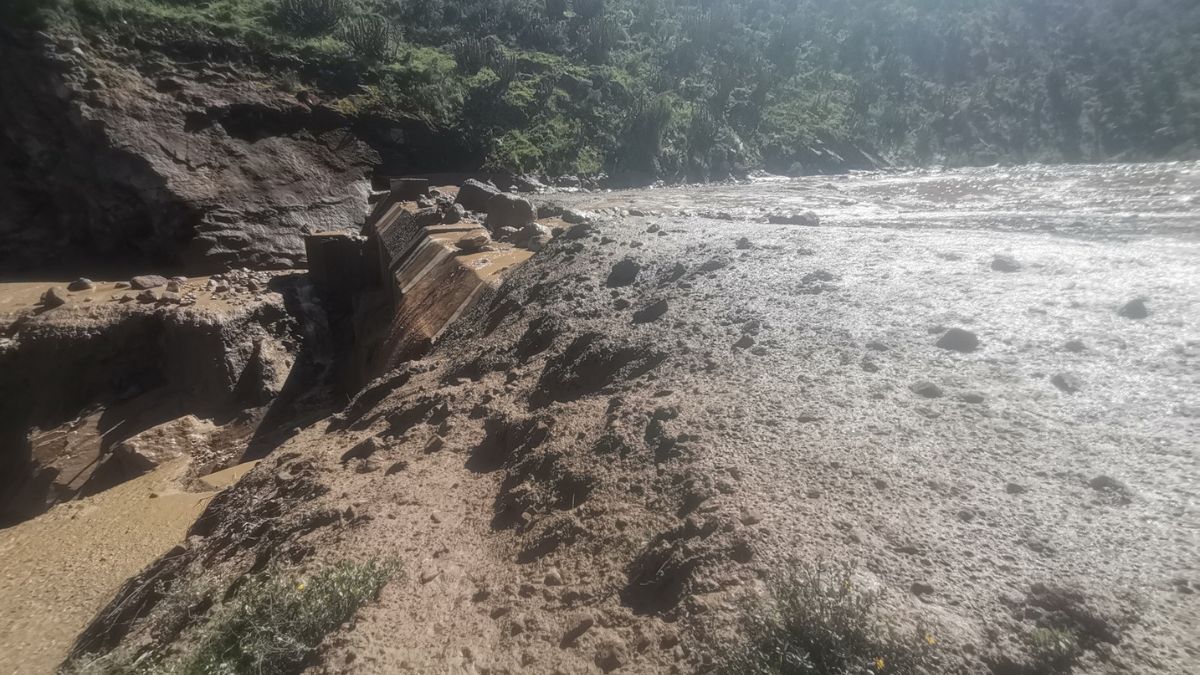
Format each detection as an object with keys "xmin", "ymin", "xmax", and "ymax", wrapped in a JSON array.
[
  {"xmin": 722, "ymin": 563, "xmax": 933, "ymax": 674},
  {"xmin": 341, "ymin": 15, "xmax": 398, "ymax": 64},
  {"xmin": 175, "ymin": 559, "xmax": 398, "ymax": 675},
  {"xmin": 276, "ymin": 0, "xmax": 347, "ymax": 36},
  {"xmin": 1029, "ymin": 628, "xmax": 1081, "ymax": 673}
]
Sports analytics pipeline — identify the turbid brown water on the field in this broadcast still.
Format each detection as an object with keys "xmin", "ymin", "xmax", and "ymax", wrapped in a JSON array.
[{"xmin": 38, "ymin": 162, "xmax": 1200, "ymax": 674}]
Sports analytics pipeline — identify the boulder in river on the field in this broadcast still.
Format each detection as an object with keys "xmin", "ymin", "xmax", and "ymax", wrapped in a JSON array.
[
  {"xmin": 991, "ymin": 254, "xmax": 1022, "ymax": 272},
  {"xmin": 936, "ymin": 327, "xmax": 980, "ymax": 353},
  {"xmin": 1118, "ymin": 298, "xmax": 1149, "ymax": 319}
]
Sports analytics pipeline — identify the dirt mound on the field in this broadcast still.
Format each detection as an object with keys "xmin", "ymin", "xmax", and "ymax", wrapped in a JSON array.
[{"xmin": 66, "ymin": 191, "xmax": 1200, "ymax": 674}]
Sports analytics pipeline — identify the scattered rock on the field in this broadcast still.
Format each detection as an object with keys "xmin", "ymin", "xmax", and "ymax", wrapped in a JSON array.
[
  {"xmin": 910, "ymin": 380, "xmax": 943, "ymax": 398},
  {"xmin": 738, "ymin": 506, "xmax": 763, "ymax": 525},
  {"xmin": 130, "ymin": 275, "xmax": 168, "ymax": 290},
  {"xmin": 1005, "ymin": 482, "xmax": 1028, "ymax": 495},
  {"xmin": 936, "ymin": 327, "xmax": 980, "ymax": 353},
  {"xmin": 487, "ymin": 192, "xmax": 536, "ymax": 228},
  {"xmin": 443, "ymin": 203, "xmax": 467, "ymax": 224},
  {"xmin": 544, "ymin": 568, "xmax": 565, "ymax": 586},
  {"xmin": 733, "ymin": 335, "xmax": 755, "ymax": 350},
  {"xmin": 991, "ymin": 254, "xmax": 1022, "ymax": 272},
  {"xmin": 1051, "ymin": 372, "xmax": 1083, "ymax": 393},
  {"xmin": 735, "ymin": 237, "xmax": 752, "ymax": 250},
  {"xmin": 1118, "ymin": 298, "xmax": 1149, "ymax": 319},
  {"xmin": 39, "ymin": 287, "xmax": 68, "ymax": 308},
  {"xmin": 959, "ymin": 391, "xmax": 986, "ymax": 404},
  {"xmin": 632, "ymin": 299, "xmax": 669, "ymax": 324},
  {"xmin": 455, "ymin": 178, "xmax": 501, "ymax": 212},
  {"xmin": 606, "ymin": 258, "xmax": 641, "ymax": 287},
  {"xmin": 136, "ymin": 289, "xmax": 161, "ymax": 304},
  {"xmin": 67, "ymin": 278, "xmax": 94, "ymax": 292}
]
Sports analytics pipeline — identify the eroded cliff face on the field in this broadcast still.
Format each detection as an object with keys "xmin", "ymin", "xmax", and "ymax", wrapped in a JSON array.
[{"xmin": 0, "ymin": 29, "xmax": 376, "ymax": 273}]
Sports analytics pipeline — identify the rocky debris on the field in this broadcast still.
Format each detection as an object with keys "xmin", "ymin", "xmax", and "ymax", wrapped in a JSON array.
[
  {"xmin": 1118, "ymin": 298, "xmax": 1149, "ymax": 319},
  {"xmin": 136, "ymin": 289, "xmax": 161, "ymax": 304},
  {"xmin": 1051, "ymin": 372, "xmax": 1083, "ymax": 393},
  {"xmin": 456, "ymin": 179, "xmax": 502, "ymax": 213},
  {"xmin": 910, "ymin": 380, "xmax": 944, "ymax": 398},
  {"xmin": 936, "ymin": 327, "xmax": 980, "ymax": 353},
  {"xmin": 1063, "ymin": 339, "xmax": 1086, "ymax": 353},
  {"xmin": 390, "ymin": 177, "xmax": 430, "ymax": 200},
  {"xmin": 487, "ymin": 193, "xmax": 536, "ymax": 229},
  {"xmin": 67, "ymin": 278, "xmax": 95, "ymax": 292},
  {"xmin": 991, "ymin": 254, "xmax": 1022, "ymax": 272},
  {"xmin": 767, "ymin": 211, "xmax": 820, "ymax": 226},
  {"xmin": 130, "ymin": 275, "xmax": 168, "ymax": 290},
  {"xmin": 456, "ymin": 232, "xmax": 492, "ymax": 253},
  {"xmin": 606, "ymin": 259, "xmax": 641, "ymax": 287},
  {"xmin": 39, "ymin": 287, "xmax": 68, "ymax": 309},
  {"xmin": 735, "ymin": 237, "xmax": 753, "ymax": 250}
]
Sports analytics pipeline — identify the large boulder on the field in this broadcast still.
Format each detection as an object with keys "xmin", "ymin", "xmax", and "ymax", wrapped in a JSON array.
[
  {"xmin": 487, "ymin": 193, "xmax": 536, "ymax": 228},
  {"xmin": 455, "ymin": 179, "xmax": 501, "ymax": 213}
]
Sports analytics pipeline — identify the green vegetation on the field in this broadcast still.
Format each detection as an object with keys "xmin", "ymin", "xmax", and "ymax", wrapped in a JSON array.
[
  {"xmin": 68, "ymin": 559, "xmax": 397, "ymax": 675},
  {"xmin": 722, "ymin": 563, "xmax": 933, "ymax": 675},
  {"xmin": 1028, "ymin": 627, "xmax": 1082, "ymax": 673},
  {"xmin": 10, "ymin": 0, "xmax": 1200, "ymax": 180}
]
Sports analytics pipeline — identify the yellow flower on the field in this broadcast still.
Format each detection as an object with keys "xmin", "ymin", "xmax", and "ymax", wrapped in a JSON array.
[
  {"xmin": 925, "ymin": 634, "xmax": 937, "ymax": 645},
  {"xmin": 875, "ymin": 657, "xmax": 885, "ymax": 671},
  {"xmin": 296, "ymin": 581, "xmax": 307, "ymax": 591}
]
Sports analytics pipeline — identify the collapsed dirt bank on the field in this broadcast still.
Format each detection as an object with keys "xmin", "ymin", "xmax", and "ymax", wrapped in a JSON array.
[{"xmin": 65, "ymin": 165, "xmax": 1200, "ymax": 674}]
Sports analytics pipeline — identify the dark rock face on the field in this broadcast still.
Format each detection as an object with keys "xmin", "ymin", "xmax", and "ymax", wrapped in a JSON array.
[
  {"xmin": 455, "ymin": 179, "xmax": 501, "ymax": 213},
  {"xmin": 389, "ymin": 177, "xmax": 429, "ymax": 200},
  {"xmin": 0, "ymin": 31, "xmax": 375, "ymax": 273}
]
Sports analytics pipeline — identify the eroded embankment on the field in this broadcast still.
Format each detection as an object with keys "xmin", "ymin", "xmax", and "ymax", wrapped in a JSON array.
[{"xmin": 62, "ymin": 197, "xmax": 1200, "ymax": 674}]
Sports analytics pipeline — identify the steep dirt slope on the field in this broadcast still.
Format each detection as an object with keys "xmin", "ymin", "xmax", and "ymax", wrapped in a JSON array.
[{"xmin": 69, "ymin": 207, "xmax": 1199, "ymax": 673}]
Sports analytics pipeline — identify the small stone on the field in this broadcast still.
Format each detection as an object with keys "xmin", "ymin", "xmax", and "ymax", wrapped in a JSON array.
[
  {"xmin": 39, "ymin": 287, "xmax": 68, "ymax": 308},
  {"xmin": 738, "ymin": 506, "xmax": 763, "ymax": 525},
  {"xmin": 1005, "ymin": 482, "xmax": 1028, "ymax": 495},
  {"xmin": 733, "ymin": 335, "xmax": 755, "ymax": 350},
  {"xmin": 455, "ymin": 232, "xmax": 491, "ymax": 252},
  {"xmin": 910, "ymin": 380, "xmax": 943, "ymax": 398},
  {"xmin": 959, "ymin": 391, "xmax": 986, "ymax": 404},
  {"xmin": 991, "ymin": 254, "xmax": 1022, "ymax": 272},
  {"xmin": 562, "ymin": 614, "xmax": 594, "ymax": 647},
  {"xmin": 137, "ymin": 289, "xmax": 161, "ymax": 304},
  {"xmin": 1051, "ymin": 372, "xmax": 1083, "ymax": 393},
  {"xmin": 632, "ymin": 299, "xmax": 669, "ymax": 324},
  {"xmin": 735, "ymin": 237, "xmax": 752, "ymax": 250},
  {"xmin": 544, "ymin": 568, "xmax": 565, "ymax": 586},
  {"xmin": 1118, "ymin": 298, "xmax": 1149, "ymax": 319},
  {"xmin": 67, "ymin": 278, "xmax": 94, "ymax": 291},
  {"xmin": 910, "ymin": 582, "xmax": 936, "ymax": 596},
  {"xmin": 1063, "ymin": 339, "xmax": 1086, "ymax": 353},
  {"xmin": 936, "ymin": 327, "xmax": 980, "ymax": 353},
  {"xmin": 606, "ymin": 258, "xmax": 641, "ymax": 287},
  {"xmin": 130, "ymin": 275, "xmax": 168, "ymax": 290}
]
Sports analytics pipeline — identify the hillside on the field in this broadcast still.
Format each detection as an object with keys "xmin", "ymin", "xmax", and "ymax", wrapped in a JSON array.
[{"xmin": 6, "ymin": 0, "xmax": 1200, "ymax": 183}]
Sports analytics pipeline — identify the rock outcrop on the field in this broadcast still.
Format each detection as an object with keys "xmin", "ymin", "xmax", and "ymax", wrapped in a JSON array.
[{"xmin": 0, "ymin": 29, "xmax": 376, "ymax": 273}]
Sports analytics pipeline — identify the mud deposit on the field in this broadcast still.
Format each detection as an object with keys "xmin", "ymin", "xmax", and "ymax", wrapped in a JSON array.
[{"xmin": 19, "ymin": 163, "xmax": 1200, "ymax": 674}]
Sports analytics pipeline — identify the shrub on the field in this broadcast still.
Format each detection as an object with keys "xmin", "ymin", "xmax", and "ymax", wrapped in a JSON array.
[
  {"xmin": 177, "ymin": 559, "xmax": 398, "ymax": 675},
  {"xmin": 276, "ymin": 0, "xmax": 348, "ymax": 36},
  {"xmin": 452, "ymin": 36, "xmax": 499, "ymax": 74},
  {"xmin": 722, "ymin": 563, "xmax": 933, "ymax": 675},
  {"xmin": 1029, "ymin": 628, "xmax": 1081, "ymax": 673},
  {"xmin": 342, "ymin": 15, "xmax": 398, "ymax": 63}
]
